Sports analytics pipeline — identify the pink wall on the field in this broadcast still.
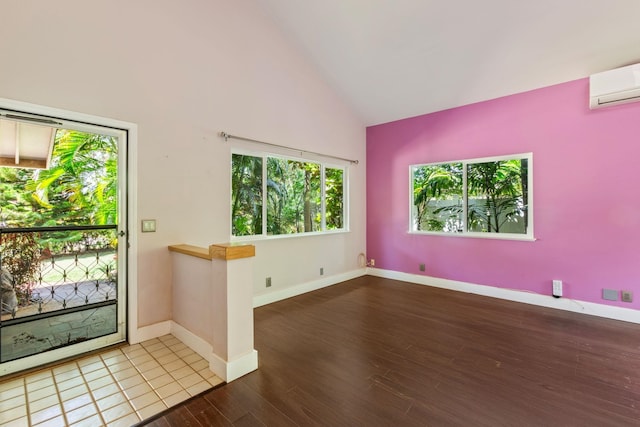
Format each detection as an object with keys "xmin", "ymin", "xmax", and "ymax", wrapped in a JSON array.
[{"xmin": 367, "ymin": 78, "xmax": 640, "ymax": 309}]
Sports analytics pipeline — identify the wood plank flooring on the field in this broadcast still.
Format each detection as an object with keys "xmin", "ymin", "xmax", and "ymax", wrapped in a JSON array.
[{"xmin": 139, "ymin": 275, "xmax": 640, "ymax": 426}]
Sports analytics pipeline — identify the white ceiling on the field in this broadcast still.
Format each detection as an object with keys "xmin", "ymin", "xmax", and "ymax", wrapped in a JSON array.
[{"xmin": 253, "ymin": 0, "xmax": 640, "ymax": 125}]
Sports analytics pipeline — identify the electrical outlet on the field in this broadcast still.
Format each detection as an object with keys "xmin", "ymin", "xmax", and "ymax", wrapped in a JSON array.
[
  {"xmin": 419, "ymin": 263, "xmax": 425, "ymax": 272},
  {"xmin": 603, "ymin": 289, "xmax": 618, "ymax": 301},
  {"xmin": 621, "ymin": 290, "xmax": 633, "ymax": 303},
  {"xmin": 266, "ymin": 277, "xmax": 271, "ymax": 288},
  {"xmin": 370, "ymin": 259, "xmax": 375, "ymax": 267},
  {"xmin": 552, "ymin": 280, "xmax": 563, "ymax": 298},
  {"xmin": 320, "ymin": 267, "xmax": 324, "ymax": 276}
]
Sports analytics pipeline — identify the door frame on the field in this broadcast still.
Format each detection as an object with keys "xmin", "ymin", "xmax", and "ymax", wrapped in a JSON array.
[{"xmin": 0, "ymin": 97, "xmax": 139, "ymax": 376}]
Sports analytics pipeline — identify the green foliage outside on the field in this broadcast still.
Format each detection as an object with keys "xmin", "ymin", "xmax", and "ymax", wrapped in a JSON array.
[
  {"xmin": 1, "ymin": 130, "xmax": 118, "ymax": 230},
  {"xmin": 231, "ymin": 154, "xmax": 345, "ymax": 237},
  {"xmin": 267, "ymin": 158, "xmax": 321, "ymax": 235},
  {"xmin": 413, "ymin": 163, "xmax": 463, "ymax": 232},
  {"xmin": 413, "ymin": 158, "xmax": 528, "ymax": 234},
  {"xmin": 466, "ymin": 159, "xmax": 528, "ymax": 233},
  {"xmin": 325, "ymin": 168, "xmax": 344, "ymax": 230},
  {"xmin": 0, "ymin": 233, "xmax": 40, "ymax": 305},
  {"xmin": 231, "ymin": 154, "xmax": 263, "ymax": 236},
  {"xmin": 0, "ymin": 129, "xmax": 118, "ymax": 301}
]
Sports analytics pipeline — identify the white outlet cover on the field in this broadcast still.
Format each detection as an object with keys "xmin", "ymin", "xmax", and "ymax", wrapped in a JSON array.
[
  {"xmin": 141, "ymin": 219, "xmax": 156, "ymax": 232},
  {"xmin": 552, "ymin": 280, "xmax": 563, "ymax": 297}
]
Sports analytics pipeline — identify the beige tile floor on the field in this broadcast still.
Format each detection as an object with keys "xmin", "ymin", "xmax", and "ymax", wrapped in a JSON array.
[{"xmin": 0, "ymin": 335, "xmax": 224, "ymax": 426}]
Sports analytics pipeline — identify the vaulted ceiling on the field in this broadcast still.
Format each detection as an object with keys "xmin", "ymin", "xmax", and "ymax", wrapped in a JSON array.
[{"xmin": 254, "ymin": 0, "xmax": 640, "ymax": 125}]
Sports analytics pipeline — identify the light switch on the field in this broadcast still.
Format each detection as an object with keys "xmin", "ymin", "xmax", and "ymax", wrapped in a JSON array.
[{"xmin": 141, "ymin": 219, "xmax": 156, "ymax": 232}]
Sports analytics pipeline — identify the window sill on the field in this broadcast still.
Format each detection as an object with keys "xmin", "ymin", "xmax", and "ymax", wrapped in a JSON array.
[
  {"xmin": 232, "ymin": 228, "xmax": 350, "ymax": 243},
  {"xmin": 408, "ymin": 230, "xmax": 536, "ymax": 242}
]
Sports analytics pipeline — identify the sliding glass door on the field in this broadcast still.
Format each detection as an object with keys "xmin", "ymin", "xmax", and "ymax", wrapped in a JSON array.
[{"xmin": 0, "ymin": 115, "xmax": 128, "ymax": 375}]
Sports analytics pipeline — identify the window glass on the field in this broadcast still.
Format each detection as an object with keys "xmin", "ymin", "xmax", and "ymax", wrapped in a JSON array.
[
  {"xmin": 466, "ymin": 158, "xmax": 529, "ymax": 234},
  {"xmin": 411, "ymin": 154, "xmax": 531, "ymax": 238},
  {"xmin": 412, "ymin": 163, "xmax": 463, "ymax": 232},
  {"xmin": 232, "ymin": 153, "xmax": 345, "ymax": 238},
  {"xmin": 231, "ymin": 154, "xmax": 262, "ymax": 236},
  {"xmin": 325, "ymin": 167, "xmax": 344, "ymax": 230},
  {"xmin": 267, "ymin": 158, "xmax": 321, "ymax": 235}
]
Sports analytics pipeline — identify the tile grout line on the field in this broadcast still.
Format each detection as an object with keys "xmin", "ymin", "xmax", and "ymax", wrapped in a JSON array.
[
  {"xmin": 100, "ymin": 347, "xmax": 145, "ymax": 425},
  {"xmin": 139, "ymin": 339, "xmax": 192, "ymax": 406},
  {"xmin": 123, "ymin": 344, "xmax": 164, "ymax": 419},
  {"xmin": 78, "ymin": 356, "xmax": 111, "ymax": 426},
  {"xmin": 115, "ymin": 338, "xmax": 194, "ymax": 421},
  {"xmin": 117, "ymin": 349, "xmax": 146, "ymax": 422},
  {"xmin": 21, "ymin": 377, "xmax": 32, "ymax": 427},
  {"xmin": 50, "ymin": 363, "xmax": 70, "ymax": 427},
  {"xmin": 129, "ymin": 344, "xmax": 162, "ymax": 390},
  {"xmin": 127, "ymin": 343, "xmax": 162, "ymax": 407},
  {"xmin": 2, "ymin": 335, "xmax": 221, "ymax": 426},
  {"xmin": 146, "ymin": 339, "xmax": 191, "ymax": 406},
  {"xmin": 130, "ymin": 336, "xmax": 222, "ymax": 425}
]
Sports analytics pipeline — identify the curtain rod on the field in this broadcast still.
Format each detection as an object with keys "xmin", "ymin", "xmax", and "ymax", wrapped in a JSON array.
[{"xmin": 218, "ymin": 131, "xmax": 359, "ymax": 165}]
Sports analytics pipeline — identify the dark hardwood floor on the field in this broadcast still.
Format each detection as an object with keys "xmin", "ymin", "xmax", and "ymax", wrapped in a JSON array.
[{"xmin": 139, "ymin": 275, "xmax": 640, "ymax": 426}]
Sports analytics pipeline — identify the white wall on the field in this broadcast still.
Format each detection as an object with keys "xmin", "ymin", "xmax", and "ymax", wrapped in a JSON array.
[{"xmin": 0, "ymin": 0, "xmax": 365, "ymax": 327}]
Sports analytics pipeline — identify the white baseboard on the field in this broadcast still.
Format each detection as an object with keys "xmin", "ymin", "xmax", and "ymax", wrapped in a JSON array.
[
  {"xmin": 130, "ymin": 320, "xmax": 171, "ymax": 344},
  {"xmin": 210, "ymin": 350, "xmax": 259, "ymax": 382},
  {"xmin": 367, "ymin": 268, "xmax": 640, "ymax": 324},
  {"xmin": 253, "ymin": 268, "xmax": 367, "ymax": 308},
  {"xmin": 171, "ymin": 320, "xmax": 258, "ymax": 382},
  {"xmin": 170, "ymin": 321, "xmax": 213, "ymax": 362}
]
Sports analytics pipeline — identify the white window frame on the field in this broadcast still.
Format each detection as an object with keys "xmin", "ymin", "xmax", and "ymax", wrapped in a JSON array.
[
  {"xmin": 409, "ymin": 152, "xmax": 534, "ymax": 241},
  {"xmin": 231, "ymin": 149, "xmax": 349, "ymax": 241}
]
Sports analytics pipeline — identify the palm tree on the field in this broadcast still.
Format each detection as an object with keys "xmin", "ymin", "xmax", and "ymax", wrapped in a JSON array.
[
  {"xmin": 413, "ymin": 159, "xmax": 527, "ymax": 234},
  {"xmin": 413, "ymin": 163, "xmax": 463, "ymax": 231},
  {"xmin": 231, "ymin": 154, "xmax": 263, "ymax": 236},
  {"xmin": 28, "ymin": 130, "xmax": 118, "ymax": 226},
  {"xmin": 466, "ymin": 159, "xmax": 526, "ymax": 233},
  {"xmin": 325, "ymin": 168, "xmax": 344, "ymax": 230}
]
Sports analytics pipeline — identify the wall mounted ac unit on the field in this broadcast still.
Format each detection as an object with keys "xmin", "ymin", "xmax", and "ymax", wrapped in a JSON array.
[{"xmin": 589, "ymin": 63, "xmax": 640, "ymax": 109}]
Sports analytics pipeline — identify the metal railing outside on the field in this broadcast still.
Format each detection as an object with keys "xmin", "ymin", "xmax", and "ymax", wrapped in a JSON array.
[{"xmin": 0, "ymin": 225, "xmax": 118, "ymax": 324}]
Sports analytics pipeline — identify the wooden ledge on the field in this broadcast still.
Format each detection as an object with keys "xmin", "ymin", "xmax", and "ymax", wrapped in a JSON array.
[
  {"xmin": 168, "ymin": 244, "xmax": 212, "ymax": 260},
  {"xmin": 169, "ymin": 243, "xmax": 255, "ymax": 261},
  {"xmin": 209, "ymin": 243, "xmax": 255, "ymax": 260}
]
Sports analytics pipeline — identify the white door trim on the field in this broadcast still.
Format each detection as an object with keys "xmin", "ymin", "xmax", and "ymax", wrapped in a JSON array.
[{"xmin": 0, "ymin": 97, "xmax": 139, "ymax": 375}]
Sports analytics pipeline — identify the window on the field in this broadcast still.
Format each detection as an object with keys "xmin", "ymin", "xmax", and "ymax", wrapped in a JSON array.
[
  {"xmin": 232, "ymin": 152, "xmax": 346, "ymax": 238},
  {"xmin": 411, "ymin": 153, "xmax": 532, "ymax": 239}
]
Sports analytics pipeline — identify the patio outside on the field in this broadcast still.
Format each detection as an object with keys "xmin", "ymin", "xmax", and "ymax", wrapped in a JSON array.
[{"xmin": 1, "ymin": 231, "xmax": 118, "ymax": 363}]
